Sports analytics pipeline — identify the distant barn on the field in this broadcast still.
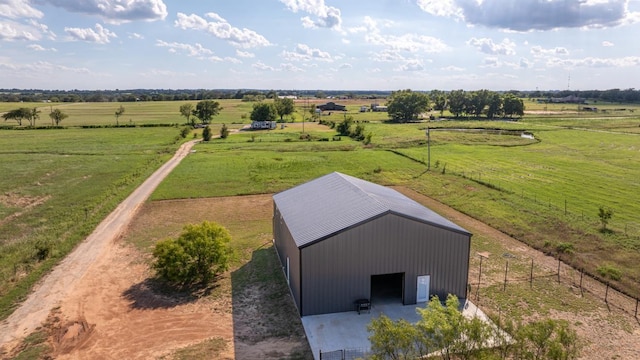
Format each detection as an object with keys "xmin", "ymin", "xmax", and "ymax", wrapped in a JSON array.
[
  {"xmin": 272, "ymin": 172, "xmax": 472, "ymax": 316},
  {"xmin": 316, "ymin": 102, "xmax": 346, "ymax": 112}
]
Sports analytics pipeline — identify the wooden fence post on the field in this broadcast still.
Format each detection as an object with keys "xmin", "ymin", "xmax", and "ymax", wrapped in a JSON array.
[
  {"xmin": 579, "ymin": 268, "xmax": 584, "ymax": 297},
  {"xmin": 557, "ymin": 258, "xmax": 561, "ymax": 283},
  {"xmin": 529, "ymin": 258, "xmax": 534, "ymax": 289},
  {"xmin": 605, "ymin": 283, "xmax": 609, "ymax": 303},
  {"xmin": 503, "ymin": 260, "xmax": 509, "ymax": 291}
]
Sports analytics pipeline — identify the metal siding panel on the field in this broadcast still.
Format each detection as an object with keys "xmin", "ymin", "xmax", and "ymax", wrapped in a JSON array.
[
  {"xmin": 273, "ymin": 205, "xmax": 302, "ymax": 314},
  {"xmin": 300, "ymin": 214, "xmax": 470, "ymax": 315}
]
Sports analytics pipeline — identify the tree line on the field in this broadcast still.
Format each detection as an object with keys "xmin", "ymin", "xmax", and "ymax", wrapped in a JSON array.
[
  {"xmin": 2, "ymin": 88, "xmax": 639, "ymax": 104},
  {"xmin": 386, "ymin": 89, "xmax": 525, "ymax": 122}
]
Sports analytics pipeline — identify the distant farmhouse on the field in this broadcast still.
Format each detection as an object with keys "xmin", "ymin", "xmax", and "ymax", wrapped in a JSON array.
[
  {"xmin": 273, "ymin": 172, "xmax": 472, "ymax": 316},
  {"xmin": 316, "ymin": 102, "xmax": 346, "ymax": 112},
  {"xmin": 250, "ymin": 120, "xmax": 276, "ymax": 130},
  {"xmin": 371, "ymin": 103, "xmax": 388, "ymax": 112}
]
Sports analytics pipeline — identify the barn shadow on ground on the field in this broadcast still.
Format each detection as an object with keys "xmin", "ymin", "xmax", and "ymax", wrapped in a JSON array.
[
  {"xmin": 122, "ymin": 277, "xmax": 217, "ymax": 310},
  {"xmin": 231, "ymin": 244, "xmax": 313, "ymax": 359}
]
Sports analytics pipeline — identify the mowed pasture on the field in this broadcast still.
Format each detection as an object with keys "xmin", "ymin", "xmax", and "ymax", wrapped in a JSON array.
[{"xmin": 1, "ymin": 99, "xmax": 640, "ymax": 351}]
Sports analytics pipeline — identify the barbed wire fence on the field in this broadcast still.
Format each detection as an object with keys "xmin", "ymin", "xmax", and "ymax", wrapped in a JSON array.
[{"xmin": 470, "ymin": 251, "xmax": 640, "ymax": 319}]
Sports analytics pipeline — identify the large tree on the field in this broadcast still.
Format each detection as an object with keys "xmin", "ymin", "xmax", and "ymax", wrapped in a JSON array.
[
  {"xmin": 447, "ymin": 90, "xmax": 469, "ymax": 118},
  {"xmin": 250, "ymin": 102, "xmax": 277, "ymax": 122},
  {"xmin": 503, "ymin": 94, "xmax": 525, "ymax": 118},
  {"xmin": 179, "ymin": 103, "xmax": 194, "ymax": 125},
  {"xmin": 49, "ymin": 109, "xmax": 68, "ymax": 126},
  {"xmin": 486, "ymin": 92, "xmax": 503, "ymax": 119},
  {"xmin": 193, "ymin": 100, "xmax": 222, "ymax": 124},
  {"xmin": 386, "ymin": 89, "xmax": 430, "ymax": 123},
  {"xmin": 274, "ymin": 97, "xmax": 295, "ymax": 121},
  {"xmin": 430, "ymin": 90, "xmax": 447, "ymax": 116}
]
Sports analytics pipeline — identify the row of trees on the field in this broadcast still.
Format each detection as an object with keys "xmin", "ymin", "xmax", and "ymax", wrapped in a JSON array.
[
  {"xmin": 368, "ymin": 294, "xmax": 580, "ymax": 360},
  {"xmin": 385, "ymin": 89, "xmax": 525, "ymax": 123},
  {"xmin": 2, "ymin": 107, "xmax": 68, "ymax": 126}
]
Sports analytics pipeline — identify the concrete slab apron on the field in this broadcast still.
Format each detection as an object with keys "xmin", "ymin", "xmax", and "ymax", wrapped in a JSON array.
[{"xmin": 301, "ymin": 300, "xmax": 490, "ymax": 360}]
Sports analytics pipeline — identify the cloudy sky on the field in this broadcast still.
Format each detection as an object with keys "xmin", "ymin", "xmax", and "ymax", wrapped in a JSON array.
[{"xmin": 1, "ymin": 0, "xmax": 639, "ymax": 91}]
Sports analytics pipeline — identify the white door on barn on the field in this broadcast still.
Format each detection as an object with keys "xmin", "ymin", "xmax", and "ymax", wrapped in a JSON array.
[{"xmin": 416, "ymin": 275, "xmax": 430, "ymax": 303}]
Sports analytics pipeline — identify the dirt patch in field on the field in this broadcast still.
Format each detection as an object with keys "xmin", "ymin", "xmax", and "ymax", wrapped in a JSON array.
[{"xmin": 0, "ymin": 193, "xmax": 50, "ymax": 227}]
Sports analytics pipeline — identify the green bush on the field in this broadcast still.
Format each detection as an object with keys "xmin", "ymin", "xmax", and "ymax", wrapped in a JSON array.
[{"xmin": 152, "ymin": 221, "xmax": 231, "ymax": 286}]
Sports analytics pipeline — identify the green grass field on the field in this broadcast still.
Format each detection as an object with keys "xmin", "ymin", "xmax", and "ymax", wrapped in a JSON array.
[{"xmin": 1, "ymin": 99, "xmax": 639, "ymax": 322}]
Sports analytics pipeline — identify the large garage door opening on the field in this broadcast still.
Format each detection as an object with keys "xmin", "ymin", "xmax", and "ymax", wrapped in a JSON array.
[{"xmin": 370, "ymin": 273, "xmax": 404, "ymax": 305}]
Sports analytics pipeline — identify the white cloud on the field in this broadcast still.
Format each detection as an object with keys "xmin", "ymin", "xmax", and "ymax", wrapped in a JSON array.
[
  {"xmin": 129, "ymin": 32, "xmax": 144, "ymax": 39},
  {"xmin": 417, "ymin": 0, "xmax": 462, "ymax": 18},
  {"xmin": 441, "ymin": 65, "xmax": 465, "ymax": 71},
  {"xmin": 366, "ymin": 32, "xmax": 448, "ymax": 53},
  {"xmin": 0, "ymin": 0, "xmax": 43, "ymax": 19},
  {"xmin": 175, "ymin": 12, "xmax": 271, "ymax": 48},
  {"xmin": 546, "ymin": 56, "xmax": 640, "ymax": 68},
  {"xmin": 253, "ymin": 61, "xmax": 275, "ymax": 71},
  {"xmin": 0, "ymin": 20, "xmax": 39, "ymax": 41},
  {"xmin": 281, "ymin": 63, "xmax": 305, "ymax": 72},
  {"xmin": 156, "ymin": 40, "xmax": 214, "ymax": 57},
  {"xmin": 29, "ymin": 20, "xmax": 56, "ymax": 40},
  {"xmin": 602, "ymin": 41, "xmax": 615, "ymax": 47},
  {"xmin": 467, "ymin": 38, "xmax": 516, "ymax": 55},
  {"xmin": 41, "ymin": 0, "xmax": 167, "ymax": 23},
  {"xmin": 236, "ymin": 50, "xmax": 255, "ymax": 58},
  {"xmin": 531, "ymin": 45, "xmax": 570, "ymax": 57},
  {"xmin": 417, "ymin": 0, "xmax": 637, "ymax": 31},
  {"xmin": 65, "ymin": 24, "xmax": 117, "ymax": 44},
  {"xmin": 280, "ymin": 0, "xmax": 342, "ymax": 30},
  {"xmin": 282, "ymin": 43, "xmax": 333, "ymax": 62},
  {"xmin": 396, "ymin": 59, "xmax": 425, "ymax": 72},
  {"xmin": 339, "ymin": 63, "xmax": 352, "ymax": 69},
  {"xmin": 27, "ymin": 44, "xmax": 57, "ymax": 52}
]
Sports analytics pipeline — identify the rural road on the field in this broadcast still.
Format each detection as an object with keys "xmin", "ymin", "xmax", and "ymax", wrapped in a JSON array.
[{"xmin": 0, "ymin": 139, "xmax": 200, "ymax": 350}]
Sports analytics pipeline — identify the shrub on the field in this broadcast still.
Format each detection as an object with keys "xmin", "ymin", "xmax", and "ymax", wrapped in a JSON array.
[
  {"xmin": 597, "ymin": 264, "xmax": 622, "ymax": 281},
  {"xmin": 152, "ymin": 221, "xmax": 231, "ymax": 286},
  {"xmin": 202, "ymin": 125, "xmax": 212, "ymax": 141},
  {"xmin": 220, "ymin": 123, "xmax": 229, "ymax": 139}
]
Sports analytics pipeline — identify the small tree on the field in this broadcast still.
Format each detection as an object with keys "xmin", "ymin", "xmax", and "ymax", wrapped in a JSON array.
[
  {"xmin": 2, "ymin": 108, "xmax": 30, "ymax": 126},
  {"xmin": 49, "ymin": 109, "xmax": 68, "ymax": 126},
  {"xmin": 274, "ymin": 97, "xmax": 295, "ymax": 121},
  {"xmin": 220, "ymin": 123, "xmax": 229, "ymax": 139},
  {"xmin": 25, "ymin": 107, "xmax": 40, "ymax": 127},
  {"xmin": 115, "ymin": 105, "xmax": 125, "ymax": 125},
  {"xmin": 152, "ymin": 221, "xmax": 231, "ymax": 286},
  {"xmin": 179, "ymin": 103, "xmax": 194, "ymax": 125},
  {"xmin": 202, "ymin": 125, "xmax": 212, "ymax": 141},
  {"xmin": 597, "ymin": 206, "xmax": 613, "ymax": 231},
  {"xmin": 336, "ymin": 116, "xmax": 353, "ymax": 136}
]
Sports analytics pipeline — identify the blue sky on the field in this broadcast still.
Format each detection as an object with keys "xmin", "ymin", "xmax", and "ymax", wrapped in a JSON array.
[{"xmin": 1, "ymin": 0, "xmax": 639, "ymax": 91}]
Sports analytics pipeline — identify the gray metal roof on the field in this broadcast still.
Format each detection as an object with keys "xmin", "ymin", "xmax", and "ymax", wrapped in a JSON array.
[{"xmin": 273, "ymin": 172, "xmax": 470, "ymax": 248}]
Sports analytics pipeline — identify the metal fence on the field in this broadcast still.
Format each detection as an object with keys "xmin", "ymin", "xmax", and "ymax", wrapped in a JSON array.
[{"xmin": 319, "ymin": 348, "xmax": 369, "ymax": 360}]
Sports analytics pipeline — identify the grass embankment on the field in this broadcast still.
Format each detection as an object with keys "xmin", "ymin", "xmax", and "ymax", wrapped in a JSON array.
[{"xmin": 0, "ymin": 126, "xmax": 184, "ymax": 320}]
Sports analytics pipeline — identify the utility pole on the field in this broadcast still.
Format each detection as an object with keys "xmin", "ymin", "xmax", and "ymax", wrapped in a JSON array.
[{"xmin": 426, "ymin": 127, "xmax": 431, "ymax": 171}]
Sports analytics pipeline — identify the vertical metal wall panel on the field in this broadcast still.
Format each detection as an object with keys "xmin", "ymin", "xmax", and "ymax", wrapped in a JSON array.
[
  {"xmin": 300, "ymin": 213, "xmax": 471, "ymax": 316},
  {"xmin": 273, "ymin": 205, "xmax": 303, "ymax": 314}
]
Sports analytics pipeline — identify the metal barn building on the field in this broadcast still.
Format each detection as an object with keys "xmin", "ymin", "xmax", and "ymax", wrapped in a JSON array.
[{"xmin": 272, "ymin": 172, "xmax": 472, "ymax": 316}]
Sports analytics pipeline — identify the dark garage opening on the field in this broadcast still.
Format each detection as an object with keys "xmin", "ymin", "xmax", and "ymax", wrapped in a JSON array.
[{"xmin": 371, "ymin": 273, "xmax": 404, "ymax": 305}]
